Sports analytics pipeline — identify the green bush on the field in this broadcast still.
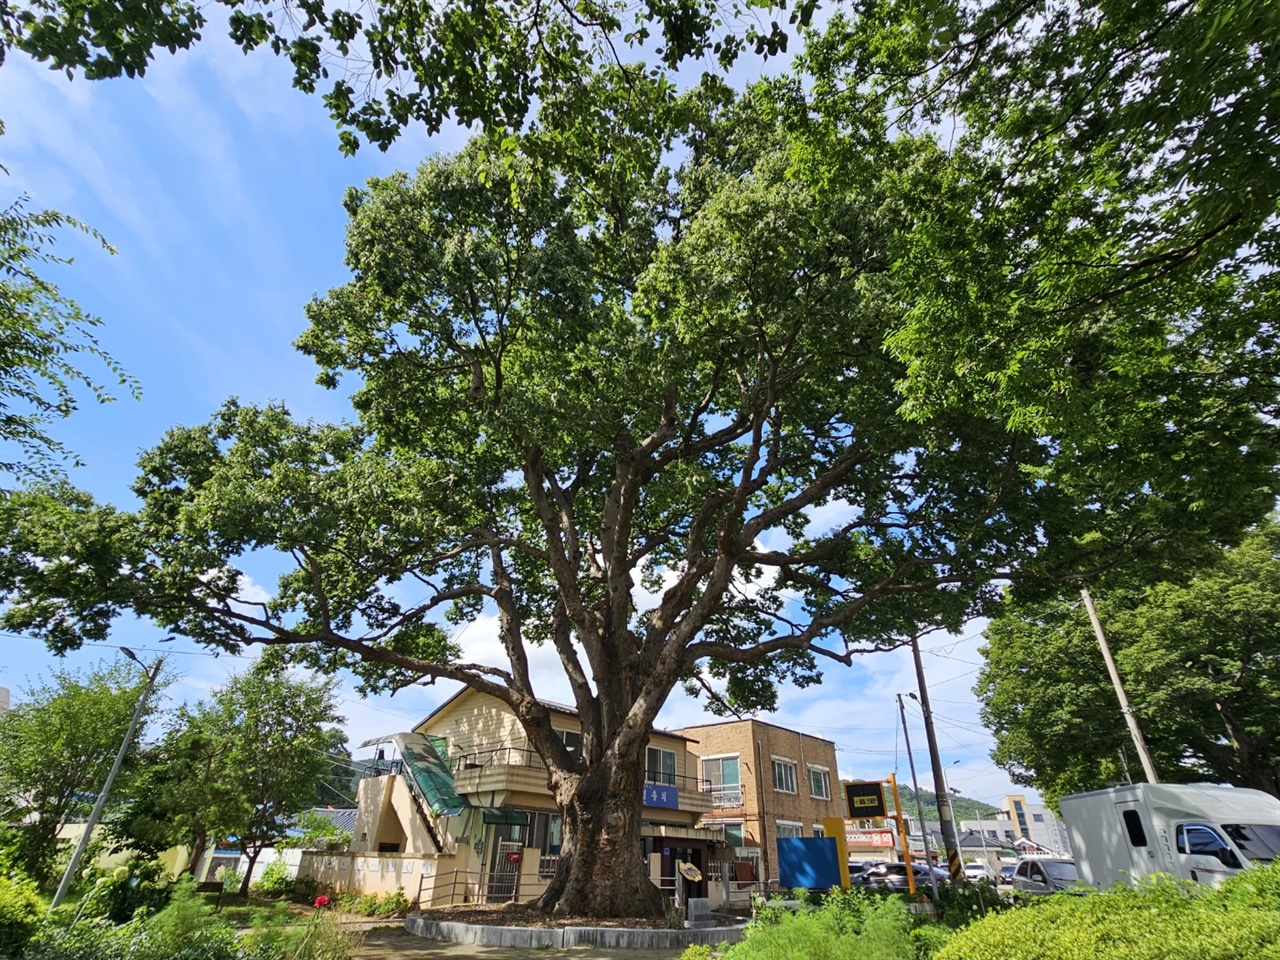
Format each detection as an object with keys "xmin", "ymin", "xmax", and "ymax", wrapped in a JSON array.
[
  {"xmin": 250, "ymin": 859, "xmax": 294, "ymax": 898},
  {"xmin": 731, "ymin": 907, "xmax": 863, "ymax": 960},
  {"xmin": 677, "ymin": 946, "xmax": 714, "ymax": 960},
  {"xmin": 0, "ymin": 873, "xmax": 45, "ymax": 958},
  {"xmin": 936, "ymin": 870, "xmax": 1280, "ymax": 960},
  {"xmin": 375, "ymin": 888, "xmax": 410, "ymax": 917},
  {"xmin": 82, "ymin": 860, "xmax": 173, "ymax": 924},
  {"xmin": 857, "ymin": 898, "xmax": 915, "ymax": 960},
  {"xmin": 932, "ymin": 880, "xmax": 1007, "ymax": 930},
  {"xmin": 216, "ymin": 868, "xmax": 243, "ymax": 893}
]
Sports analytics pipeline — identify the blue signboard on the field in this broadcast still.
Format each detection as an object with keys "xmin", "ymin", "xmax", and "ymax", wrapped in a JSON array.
[
  {"xmin": 643, "ymin": 784, "xmax": 680, "ymax": 809},
  {"xmin": 778, "ymin": 837, "xmax": 842, "ymax": 890}
]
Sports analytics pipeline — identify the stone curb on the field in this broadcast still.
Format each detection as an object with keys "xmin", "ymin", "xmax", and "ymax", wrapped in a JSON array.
[{"xmin": 404, "ymin": 916, "xmax": 747, "ymax": 949}]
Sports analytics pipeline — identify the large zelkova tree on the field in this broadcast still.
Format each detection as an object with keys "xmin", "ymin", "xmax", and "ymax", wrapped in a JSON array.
[
  {"xmin": 0, "ymin": 661, "xmax": 160, "ymax": 884},
  {"xmin": 0, "ymin": 64, "xmax": 1277, "ymax": 914},
  {"xmin": 978, "ymin": 520, "xmax": 1280, "ymax": 805}
]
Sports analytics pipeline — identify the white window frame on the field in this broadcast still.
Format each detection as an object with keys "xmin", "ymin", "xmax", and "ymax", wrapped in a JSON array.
[
  {"xmin": 812, "ymin": 824, "xmax": 825, "ymax": 838},
  {"xmin": 807, "ymin": 764, "xmax": 831, "ymax": 800},
  {"xmin": 721, "ymin": 820, "xmax": 746, "ymax": 847},
  {"xmin": 772, "ymin": 756, "xmax": 798, "ymax": 794},
  {"xmin": 775, "ymin": 820, "xmax": 804, "ymax": 839}
]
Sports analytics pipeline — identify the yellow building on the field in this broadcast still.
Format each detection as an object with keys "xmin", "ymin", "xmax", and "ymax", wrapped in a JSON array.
[{"xmin": 310, "ymin": 689, "xmax": 722, "ymax": 907}]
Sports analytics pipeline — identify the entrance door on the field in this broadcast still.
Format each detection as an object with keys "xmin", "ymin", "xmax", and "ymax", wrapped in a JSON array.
[{"xmin": 487, "ymin": 839, "xmax": 524, "ymax": 903}]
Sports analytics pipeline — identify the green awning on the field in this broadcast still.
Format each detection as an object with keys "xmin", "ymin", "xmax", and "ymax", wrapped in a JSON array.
[
  {"xmin": 392, "ymin": 732, "xmax": 469, "ymax": 817},
  {"xmin": 481, "ymin": 808, "xmax": 530, "ymax": 826}
]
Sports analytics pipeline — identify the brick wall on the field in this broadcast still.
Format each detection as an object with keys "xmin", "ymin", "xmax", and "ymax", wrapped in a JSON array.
[{"xmin": 676, "ymin": 719, "xmax": 842, "ymax": 882}]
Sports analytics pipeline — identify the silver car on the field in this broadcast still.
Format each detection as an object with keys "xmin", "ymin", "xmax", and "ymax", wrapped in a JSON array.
[{"xmin": 1011, "ymin": 857, "xmax": 1081, "ymax": 897}]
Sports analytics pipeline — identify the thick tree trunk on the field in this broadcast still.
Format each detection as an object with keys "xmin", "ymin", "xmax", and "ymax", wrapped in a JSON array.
[{"xmin": 537, "ymin": 754, "xmax": 664, "ymax": 918}]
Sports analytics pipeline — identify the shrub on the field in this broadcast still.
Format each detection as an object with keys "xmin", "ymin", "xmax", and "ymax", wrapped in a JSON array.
[
  {"xmin": 731, "ymin": 907, "xmax": 862, "ymax": 960},
  {"xmin": 146, "ymin": 877, "xmax": 221, "ymax": 947},
  {"xmin": 0, "ymin": 873, "xmax": 44, "ymax": 958},
  {"xmin": 936, "ymin": 871, "xmax": 1280, "ymax": 960},
  {"xmin": 251, "ymin": 859, "xmax": 294, "ymax": 898},
  {"xmin": 216, "ymin": 868, "xmax": 243, "ymax": 893},
  {"xmin": 857, "ymin": 898, "xmax": 915, "ymax": 960},
  {"xmin": 932, "ymin": 880, "xmax": 1007, "ymax": 930},
  {"xmin": 677, "ymin": 946, "xmax": 714, "ymax": 960},
  {"xmin": 376, "ymin": 888, "xmax": 410, "ymax": 917},
  {"xmin": 82, "ymin": 859, "xmax": 173, "ymax": 924}
]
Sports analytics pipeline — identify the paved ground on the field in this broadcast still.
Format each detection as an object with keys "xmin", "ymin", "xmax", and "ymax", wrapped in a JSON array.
[{"xmin": 351, "ymin": 926, "xmax": 685, "ymax": 960}]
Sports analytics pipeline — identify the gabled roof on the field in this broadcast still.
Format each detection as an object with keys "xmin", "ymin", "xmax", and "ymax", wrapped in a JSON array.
[{"xmin": 412, "ymin": 686, "xmax": 696, "ymax": 741}]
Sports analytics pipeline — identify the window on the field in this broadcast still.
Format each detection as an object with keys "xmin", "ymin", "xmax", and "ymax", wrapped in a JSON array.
[
  {"xmin": 812, "ymin": 825, "xmax": 825, "ymax": 838},
  {"xmin": 1122, "ymin": 810, "xmax": 1148, "ymax": 847},
  {"xmin": 808, "ymin": 765, "xmax": 831, "ymax": 800},
  {"xmin": 986, "ymin": 830, "xmax": 998, "ymax": 839},
  {"xmin": 704, "ymin": 756, "xmax": 742, "ymax": 807},
  {"xmin": 776, "ymin": 821, "xmax": 803, "ymax": 839},
  {"xmin": 646, "ymin": 747, "xmax": 676, "ymax": 786},
  {"xmin": 1177, "ymin": 824, "xmax": 1229, "ymax": 856},
  {"xmin": 556, "ymin": 729, "xmax": 581, "ymax": 758},
  {"xmin": 1033, "ymin": 814, "xmax": 1045, "ymax": 823},
  {"xmin": 531, "ymin": 812, "xmax": 563, "ymax": 855},
  {"xmin": 1223, "ymin": 823, "xmax": 1280, "ymax": 863},
  {"xmin": 722, "ymin": 822, "xmax": 745, "ymax": 847},
  {"xmin": 772, "ymin": 758, "xmax": 798, "ymax": 793}
]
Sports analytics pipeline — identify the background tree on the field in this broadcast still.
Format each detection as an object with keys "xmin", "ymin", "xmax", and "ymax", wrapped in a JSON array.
[
  {"xmin": 0, "ymin": 660, "xmax": 160, "ymax": 883},
  {"xmin": 978, "ymin": 520, "xmax": 1280, "ymax": 804},
  {"xmin": 196, "ymin": 665, "xmax": 344, "ymax": 896},
  {"xmin": 1, "ymin": 72, "xmax": 1276, "ymax": 914},
  {"xmin": 105, "ymin": 712, "xmax": 248, "ymax": 874},
  {"xmin": 312, "ymin": 729, "xmax": 357, "ymax": 808}
]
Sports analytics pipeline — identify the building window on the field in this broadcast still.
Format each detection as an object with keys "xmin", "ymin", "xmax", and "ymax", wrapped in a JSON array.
[
  {"xmin": 722, "ymin": 822, "xmax": 745, "ymax": 848},
  {"xmin": 812, "ymin": 825, "xmax": 825, "ymax": 838},
  {"xmin": 704, "ymin": 756, "xmax": 743, "ymax": 807},
  {"xmin": 808, "ymin": 765, "xmax": 831, "ymax": 800},
  {"xmin": 1033, "ymin": 813, "xmax": 1045, "ymax": 823},
  {"xmin": 556, "ymin": 729, "xmax": 581, "ymax": 758},
  {"xmin": 987, "ymin": 830, "xmax": 998, "ymax": 839},
  {"xmin": 776, "ymin": 821, "xmax": 804, "ymax": 839},
  {"xmin": 1012, "ymin": 799, "xmax": 1030, "ymax": 837},
  {"xmin": 772, "ymin": 758, "xmax": 797, "ymax": 794},
  {"xmin": 531, "ymin": 812, "xmax": 563, "ymax": 855},
  {"xmin": 646, "ymin": 747, "xmax": 677, "ymax": 786}
]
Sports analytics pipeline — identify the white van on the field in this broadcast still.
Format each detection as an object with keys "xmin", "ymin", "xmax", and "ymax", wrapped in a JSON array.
[{"xmin": 1059, "ymin": 783, "xmax": 1280, "ymax": 889}]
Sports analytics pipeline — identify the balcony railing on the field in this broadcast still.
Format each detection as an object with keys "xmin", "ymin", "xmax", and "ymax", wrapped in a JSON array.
[
  {"xmin": 709, "ymin": 785, "xmax": 744, "ymax": 808},
  {"xmin": 643, "ymin": 771, "xmax": 713, "ymax": 793},
  {"xmin": 450, "ymin": 745, "xmax": 548, "ymax": 774}
]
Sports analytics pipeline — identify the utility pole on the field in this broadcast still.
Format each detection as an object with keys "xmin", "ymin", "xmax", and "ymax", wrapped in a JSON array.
[
  {"xmin": 52, "ymin": 649, "xmax": 163, "ymax": 908},
  {"xmin": 897, "ymin": 694, "xmax": 940, "ymax": 902},
  {"xmin": 909, "ymin": 637, "xmax": 963, "ymax": 882},
  {"xmin": 1080, "ymin": 587, "xmax": 1160, "ymax": 784}
]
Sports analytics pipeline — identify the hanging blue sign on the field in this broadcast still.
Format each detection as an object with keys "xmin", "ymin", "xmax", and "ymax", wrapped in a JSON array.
[{"xmin": 643, "ymin": 784, "xmax": 680, "ymax": 809}]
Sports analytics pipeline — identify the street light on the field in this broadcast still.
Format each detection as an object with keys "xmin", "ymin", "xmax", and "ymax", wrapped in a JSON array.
[{"xmin": 51, "ymin": 648, "xmax": 163, "ymax": 908}]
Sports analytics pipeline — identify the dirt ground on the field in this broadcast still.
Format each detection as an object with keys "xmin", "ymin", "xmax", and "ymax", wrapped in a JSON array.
[{"xmin": 351, "ymin": 925, "xmax": 686, "ymax": 960}]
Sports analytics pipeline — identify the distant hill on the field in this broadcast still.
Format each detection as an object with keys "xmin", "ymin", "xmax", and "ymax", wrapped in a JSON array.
[{"xmin": 884, "ymin": 784, "xmax": 999, "ymax": 822}]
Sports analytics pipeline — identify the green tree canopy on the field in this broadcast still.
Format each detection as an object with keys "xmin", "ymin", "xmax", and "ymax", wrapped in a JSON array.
[
  {"xmin": 0, "ymin": 660, "xmax": 160, "ymax": 883},
  {"xmin": 191, "ymin": 665, "xmax": 344, "ymax": 896},
  {"xmin": 1, "ymin": 68, "xmax": 1277, "ymax": 913},
  {"xmin": 0, "ymin": 196, "xmax": 137, "ymax": 482},
  {"xmin": 978, "ymin": 520, "xmax": 1280, "ymax": 805}
]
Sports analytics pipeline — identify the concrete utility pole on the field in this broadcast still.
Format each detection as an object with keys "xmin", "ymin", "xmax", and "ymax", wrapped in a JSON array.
[
  {"xmin": 897, "ymin": 694, "xmax": 940, "ymax": 902},
  {"xmin": 51, "ymin": 649, "xmax": 163, "ymax": 908},
  {"xmin": 909, "ymin": 637, "xmax": 963, "ymax": 882},
  {"xmin": 1079, "ymin": 587, "xmax": 1160, "ymax": 784}
]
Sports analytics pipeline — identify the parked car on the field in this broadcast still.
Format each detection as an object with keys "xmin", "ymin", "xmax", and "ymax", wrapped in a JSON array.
[
  {"xmin": 962, "ymin": 861, "xmax": 997, "ymax": 883},
  {"xmin": 998, "ymin": 863, "xmax": 1017, "ymax": 886},
  {"xmin": 1011, "ymin": 857, "xmax": 1082, "ymax": 898},
  {"xmin": 853, "ymin": 861, "xmax": 948, "ymax": 893}
]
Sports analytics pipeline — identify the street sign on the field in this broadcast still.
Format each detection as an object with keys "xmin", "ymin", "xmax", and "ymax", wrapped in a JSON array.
[{"xmin": 845, "ymin": 781, "xmax": 888, "ymax": 818}]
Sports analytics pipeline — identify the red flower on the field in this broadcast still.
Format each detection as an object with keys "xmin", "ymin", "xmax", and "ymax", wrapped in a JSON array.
[{"xmin": 314, "ymin": 895, "xmax": 330, "ymax": 908}]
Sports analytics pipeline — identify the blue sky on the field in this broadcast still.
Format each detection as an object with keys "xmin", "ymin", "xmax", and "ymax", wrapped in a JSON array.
[{"xmin": 0, "ymin": 35, "xmax": 1033, "ymax": 807}]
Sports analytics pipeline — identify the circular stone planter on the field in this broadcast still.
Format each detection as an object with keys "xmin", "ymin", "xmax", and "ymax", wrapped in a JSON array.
[{"xmin": 404, "ymin": 916, "xmax": 747, "ymax": 950}]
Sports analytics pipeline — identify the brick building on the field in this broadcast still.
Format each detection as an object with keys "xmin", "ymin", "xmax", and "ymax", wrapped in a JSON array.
[{"xmin": 674, "ymin": 718, "xmax": 843, "ymax": 884}]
